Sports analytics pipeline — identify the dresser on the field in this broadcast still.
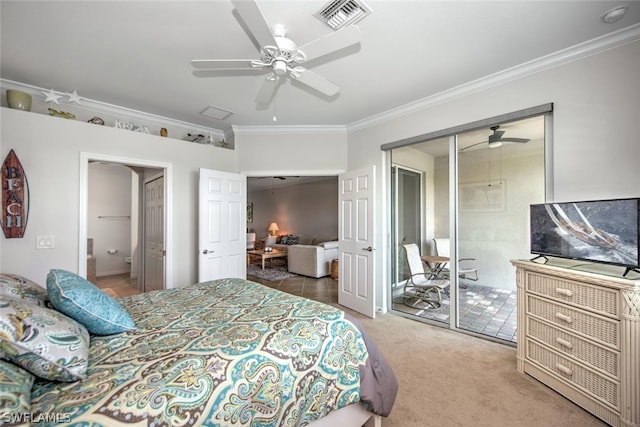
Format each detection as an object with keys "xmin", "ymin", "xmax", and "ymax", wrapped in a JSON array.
[{"xmin": 512, "ymin": 260, "xmax": 640, "ymax": 427}]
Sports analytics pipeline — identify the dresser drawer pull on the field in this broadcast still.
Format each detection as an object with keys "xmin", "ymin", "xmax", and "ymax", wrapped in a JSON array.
[
  {"xmin": 555, "ymin": 288, "xmax": 573, "ymax": 297},
  {"xmin": 555, "ymin": 337, "xmax": 573, "ymax": 349},
  {"xmin": 555, "ymin": 312, "xmax": 573, "ymax": 323},
  {"xmin": 555, "ymin": 363, "xmax": 573, "ymax": 376}
]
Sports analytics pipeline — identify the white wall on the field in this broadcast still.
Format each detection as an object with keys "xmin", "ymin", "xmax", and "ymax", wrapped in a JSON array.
[
  {"xmin": 0, "ymin": 109, "xmax": 238, "ymax": 287},
  {"xmin": 237, "ymin": 130, "xmax": 348, "ymax": 174},
  {"xmin": 248, "ymin": 177, "xmax": 338, "ymax": 240},
  {"xmin": 348, "ymin": 40, "xmax": 640, "ymax": 309}
]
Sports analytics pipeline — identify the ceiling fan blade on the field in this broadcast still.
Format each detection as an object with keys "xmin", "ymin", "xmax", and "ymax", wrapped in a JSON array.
[
  {"xmin": 255, "ymin": 76, "xmax": 282, "ymax": 105},
  {"xmin": 290, "ymin": 67, "xmax": 339, "ymax": 96},
  {"xmin": 501, "ymin": 137, "xmax": 530, "ymax": 143},
  {"xmin": 459, "ymin": 141, "xmax": 486, "ymax": 152},
  {"xmin": 231, "ymin": 0, "xmax": 277, "ymax": 49},
  {"xmin": 191, "ymin": 59, "xmax": 257, "ymax": 70},
  {"xmin": 297, "ymin": 25, "xmax": 361, "ymax": 62},
  {"xmin": 192, "ymin": 69, "xmax": 266, "ymax": 78}
]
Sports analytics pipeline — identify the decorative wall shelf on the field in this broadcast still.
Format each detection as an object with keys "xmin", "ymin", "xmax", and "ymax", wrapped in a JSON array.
[{"xmin": 1, "ymin": 79, "xmax": 234, "ymax": 150}]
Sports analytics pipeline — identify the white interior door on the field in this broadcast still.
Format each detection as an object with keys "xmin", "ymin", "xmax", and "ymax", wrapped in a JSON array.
[
  {"xmin": 198, "ymin": 168, "xmax": 246, "ymax": 282},
  {"xmin": 144, "ymin": 175, "xmax": 164, "ymax": 292},
  {"xmin": 338, "ymin": 166, "xmax": 376, "ymax": 318}
]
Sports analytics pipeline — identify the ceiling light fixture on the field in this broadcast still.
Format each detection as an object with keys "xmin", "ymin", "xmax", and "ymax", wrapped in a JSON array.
[{"xmin": 601, "ymin": 4, "xmax": 628, "ymax": 23}]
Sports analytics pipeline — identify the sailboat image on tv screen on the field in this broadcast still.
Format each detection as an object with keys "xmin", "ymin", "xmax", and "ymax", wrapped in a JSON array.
[
  {"xmin": 545, "ymin": 204, "xmax": 618, "ymax": 249},
  {"xmin": 543, "ymin": 202, "xmax": 637, "ymax": 266}
]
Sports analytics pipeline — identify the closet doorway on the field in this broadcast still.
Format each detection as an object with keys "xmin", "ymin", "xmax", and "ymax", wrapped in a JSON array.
[{"xmin": 78, "ymin": 153, "xmax": 172, "ymax": 292}]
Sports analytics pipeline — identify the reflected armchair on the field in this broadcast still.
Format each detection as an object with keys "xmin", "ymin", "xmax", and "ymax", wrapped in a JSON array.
[{"xmin": 402, "ymin": 243, "xmax": 450, "ymax": 309}]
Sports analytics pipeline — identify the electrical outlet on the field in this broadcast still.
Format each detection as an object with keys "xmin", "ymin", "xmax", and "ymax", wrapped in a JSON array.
[{"xmin": 36, "ymin": 235, "xmax": 55, "ymax": 249}]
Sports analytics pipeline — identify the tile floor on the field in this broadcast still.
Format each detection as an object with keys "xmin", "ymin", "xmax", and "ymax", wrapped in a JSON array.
[
  {"xmin": 96, "ymin": 272, "xmax": 517, "ymax": 343},
  {"xmin": 393, "ymin": 282, "xmax": 518, "ymax": 342}
]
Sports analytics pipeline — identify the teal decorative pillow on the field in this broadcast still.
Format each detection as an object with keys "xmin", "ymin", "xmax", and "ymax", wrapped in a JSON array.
[
  {"xmin": 47, "ymin": 269, "xmax": 135, "ymax": 335},
  {"xmin": 0, "ymin": 295, "xmax": 89, "ymax": 382},
  {"xmin": 0, "ymin": 273, "xmax": 48, "ymax": 307},
  {"xmin": 0, "ymin": 359, "xmax": 34, "ymax": 419}
]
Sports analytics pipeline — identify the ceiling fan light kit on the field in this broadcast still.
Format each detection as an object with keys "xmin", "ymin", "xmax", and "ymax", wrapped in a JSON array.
[
  {"xmin": 460, "ymin": 125, "xmax": 531, "ymax": 152},
  {"xmin": 191, "ymin": 0, "xmax": 362, "ymax": 110}
]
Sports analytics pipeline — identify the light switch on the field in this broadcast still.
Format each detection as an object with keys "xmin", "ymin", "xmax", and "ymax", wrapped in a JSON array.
[{"xmin": 36, "ymin": 235, "xmax": 55, "ymax": 249}]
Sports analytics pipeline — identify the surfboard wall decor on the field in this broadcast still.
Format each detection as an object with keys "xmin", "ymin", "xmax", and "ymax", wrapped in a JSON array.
[{"xmin": 2, "ymin": 149, "xmax": 29, "ymax": 238}]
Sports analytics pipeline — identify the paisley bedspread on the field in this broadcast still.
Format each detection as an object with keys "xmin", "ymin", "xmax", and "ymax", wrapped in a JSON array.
[{"xmin": 28, "ymin": 279, "xmax": 374, "ymax": 426}]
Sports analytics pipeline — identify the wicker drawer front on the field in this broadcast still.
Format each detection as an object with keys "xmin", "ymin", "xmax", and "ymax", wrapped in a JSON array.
[
  {"xmin": 525, "ymin": 272, "xmax": 619, "ymax": 317},
  {"xmin": 527, "ymin": 317, "xmax": 619, "ymax": 379},
  {"xmin": 527, "ymin": 295, "xmax": 619, "ymax": 349},
  {"xmin": 527, "ymin": 339, "xmax": 619, "ymax": 410}
]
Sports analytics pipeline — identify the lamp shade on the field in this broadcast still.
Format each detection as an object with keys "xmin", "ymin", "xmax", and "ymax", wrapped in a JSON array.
[{"xmin": 268, "ymin": 222, "xmax": 279, "ymax": 236}]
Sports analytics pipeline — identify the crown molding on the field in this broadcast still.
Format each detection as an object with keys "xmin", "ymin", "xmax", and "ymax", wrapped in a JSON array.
[
  {"xmin": 0, "ymin": 79, "xmax": 229, "ymax": 140},
  {"xmin": 232, "ymin": 124, "xmax": 347, "ymax": 135},
  {"xmin": 347, "ymin": 23, "xmax": 640, "ymax": 133}
]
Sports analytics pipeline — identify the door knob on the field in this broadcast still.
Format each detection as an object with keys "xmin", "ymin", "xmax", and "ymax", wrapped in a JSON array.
[
  {"xmin": 362, "ymin": 246, "xmax": 373, "ymax": 252},
  {"xmin": 202, "ymin": 249, "xmax": 214, "ymax": 254}
]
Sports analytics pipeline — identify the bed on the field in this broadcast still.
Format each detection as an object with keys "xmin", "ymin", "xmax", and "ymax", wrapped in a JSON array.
[{"xmin": 0, "ymin": 272, "xmax": 397, "ymax": 426}]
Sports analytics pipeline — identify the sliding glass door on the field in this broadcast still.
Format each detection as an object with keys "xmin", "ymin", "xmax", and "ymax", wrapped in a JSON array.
[{"xmin": 387, "ymin": 110, "xmax": 549, "ymax": 344}]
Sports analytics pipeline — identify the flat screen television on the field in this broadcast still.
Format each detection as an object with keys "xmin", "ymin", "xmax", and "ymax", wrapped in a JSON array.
[{"xmin": 530, "ymin": 198, "xmax": 640, "ymax": 275}]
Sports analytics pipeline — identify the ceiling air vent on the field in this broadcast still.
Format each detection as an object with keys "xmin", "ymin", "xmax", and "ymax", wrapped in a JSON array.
[
  {"xmin": 315, "ymin": 0, "xmax": 372, "ymax": 30},
  {"xmin": 200, "ymin": 105, "xmax": 233, "ymax": 121}
]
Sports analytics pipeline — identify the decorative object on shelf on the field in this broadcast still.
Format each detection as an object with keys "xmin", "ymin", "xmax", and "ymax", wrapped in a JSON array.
[
  {"xmin": 268, "ymin": 222, "xmax": 279, "ymax": 236},
  {"xmin": 87, "ymin": 117, "xmax": 104, "ymax": 125},
  {"xmin": 66, "ymin": 90, "xmax": 82, "ymax": 104},
  {"xmin": 1, "ymin": 149, "xmax": 29, "ymax": 238},
  {"xmin": 185, "ymin": 133, "xmax": 206, "ymax": 143},
  {"xmin": 160, "ymin": 128, "xmax": 168, "ymax": 137},
  {"xmin": 114, "ymin": 119, "xmax": 150, "ymax": 133},
  {"xmin": 48, "ymin": 108, "xmax": 76, "ymax": 120},
  {"xmin": 6, "ymin": 90, "xmax": 32, "ymax": 111},
  {"xmin": 41, "ymin": 88, "xmax": 62, "ymax": 104}
]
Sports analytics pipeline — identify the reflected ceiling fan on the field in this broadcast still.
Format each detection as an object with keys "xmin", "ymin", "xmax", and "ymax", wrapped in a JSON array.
[
  {"xmin": 460, "ymin": 125, "xmax": 530, "ymax": 152},
  {"xmin": 191, "ymin": 0, "xmax": 361, "ymax": 105}
]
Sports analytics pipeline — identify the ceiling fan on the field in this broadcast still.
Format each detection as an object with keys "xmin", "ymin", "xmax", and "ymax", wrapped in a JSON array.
[
  {"xmin": 460, "ymin": 125, "xmax": 530, "ymax": 152},
  {"xmin": 191, "ymin": 0, "xmax": 361, "ymax": 105}
]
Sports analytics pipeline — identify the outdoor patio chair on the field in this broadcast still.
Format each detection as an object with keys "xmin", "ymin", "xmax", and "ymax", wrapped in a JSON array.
[
  {"xmin": 402, "ymin": 243, "xmax": 450, "ymax": 309},
  {"xmin": 433, "ymin": 238, "xmax": 479, "ymax": 282}
]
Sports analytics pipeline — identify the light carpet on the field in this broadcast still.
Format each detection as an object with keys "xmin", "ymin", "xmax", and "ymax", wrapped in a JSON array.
[{"xmin": 342, "ymin": 307, "xmax": 607, "ymax": 427}]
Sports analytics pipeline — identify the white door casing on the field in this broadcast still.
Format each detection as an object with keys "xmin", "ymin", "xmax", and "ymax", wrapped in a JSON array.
[
  {"xmin": 338, "ymin": 166, "xmax": 376, "ymax": 318},
  {"xmin": 144, "ymin": 175, "xmax": 165, "ymax": 292},
  {"xmin": 198, "ymin": 168, "xmax": 246, "ymax": 282}
]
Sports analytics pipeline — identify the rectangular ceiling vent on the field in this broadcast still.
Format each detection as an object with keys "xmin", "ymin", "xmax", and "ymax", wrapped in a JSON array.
[
  {"xmin": 315, "ymin": 0, "xmax": 372, "ymax": 30},
  {"xmin": 200, "ymin": 105, "xmax": 234, "ymax": 121}
]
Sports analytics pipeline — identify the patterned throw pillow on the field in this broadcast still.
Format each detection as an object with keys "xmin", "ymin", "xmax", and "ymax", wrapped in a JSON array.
[
  {"xmin": 0, "ymin": 273, "xmax": 48, "ymax": 307},
  {"xmin": 47, "ymin": 269, "xmax": 136, "ymax": 335},
  {"xmin": 287, "ymin": 235, "xmax": 299, "ymax": 245},
  {"xmin": 0, "ymin": 359, "xmax": 34, "ymax": 418},
  {"xmin": 0, "ymin": 295, "xmax": 90, "ymax": 382},
  {"xmin": 278, "ymin": 235, "xmax": 289, "ymax": 245}
]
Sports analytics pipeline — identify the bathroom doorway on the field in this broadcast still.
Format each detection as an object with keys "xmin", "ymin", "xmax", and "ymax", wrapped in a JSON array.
[{"xmin": 79, "ymin": 153, "xmax": 172, "ymax": 292}]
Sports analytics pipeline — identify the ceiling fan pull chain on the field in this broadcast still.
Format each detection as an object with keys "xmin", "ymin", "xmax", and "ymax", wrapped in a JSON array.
[{"xmin": 273, "ymin": 79, "xmax": 278, "ymax": 122}]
